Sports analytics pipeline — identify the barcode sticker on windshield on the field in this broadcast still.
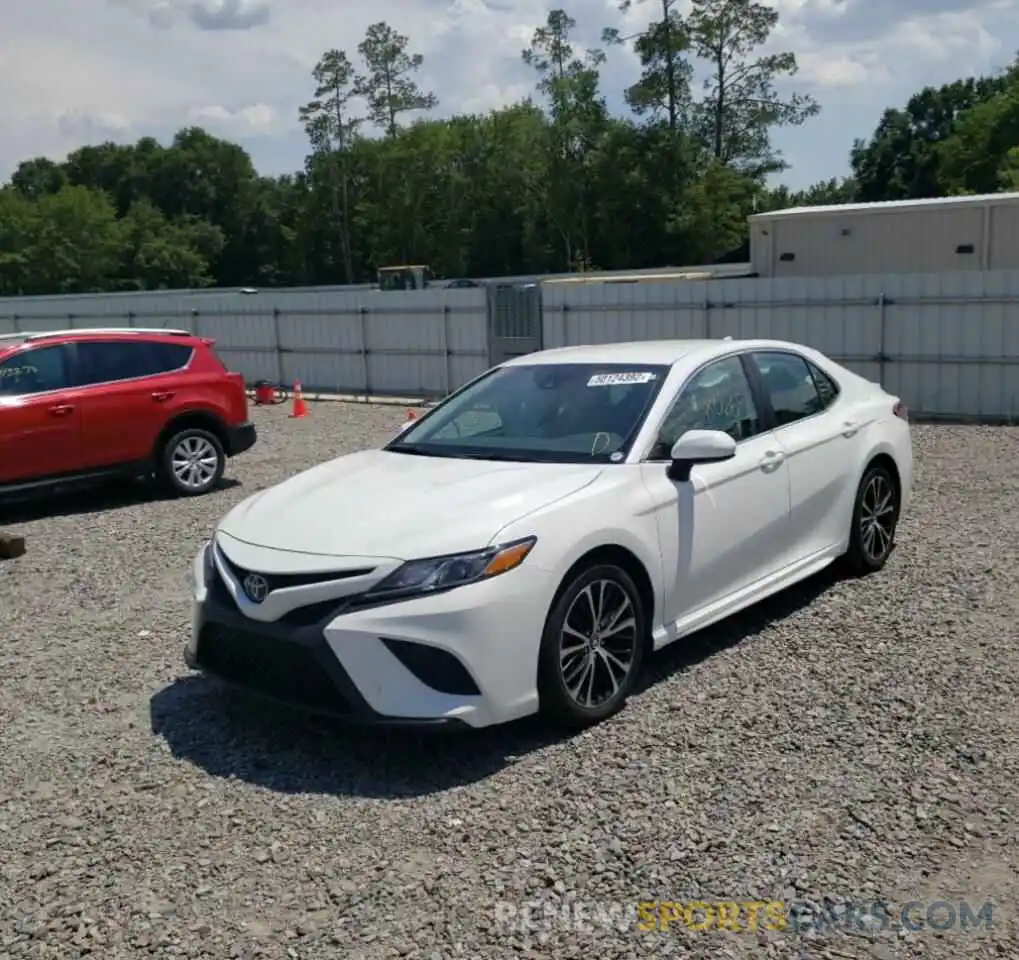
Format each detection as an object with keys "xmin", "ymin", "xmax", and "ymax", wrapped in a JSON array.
[{"xmin": 587, "ymin": 372, "xmax": 657, "ymax": 386}]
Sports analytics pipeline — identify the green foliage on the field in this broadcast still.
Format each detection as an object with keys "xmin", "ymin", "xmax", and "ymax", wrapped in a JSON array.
[{"xmin": 10, "ymin": 13, "xmax": 1019, "ymax": 296}]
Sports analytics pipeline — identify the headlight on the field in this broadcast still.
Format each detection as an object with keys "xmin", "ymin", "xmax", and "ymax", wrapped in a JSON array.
[{"xmin": 365, "ymin": 537, "xmax": 536, "ymax": 601}]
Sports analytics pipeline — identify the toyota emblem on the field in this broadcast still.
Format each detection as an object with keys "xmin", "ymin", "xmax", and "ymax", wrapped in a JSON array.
[{"xmin": 242, "ymin": 572, "xmax": 269, "ymax": 603}]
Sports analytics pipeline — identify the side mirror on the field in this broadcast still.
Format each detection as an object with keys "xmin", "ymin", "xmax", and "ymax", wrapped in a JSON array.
[{"xmin": 666, "ymin": 429, "xmax": 736, "ymax": 482}]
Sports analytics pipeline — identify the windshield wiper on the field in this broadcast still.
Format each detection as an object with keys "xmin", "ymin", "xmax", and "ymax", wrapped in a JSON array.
[
  {"xmin": 454, "ymin": 452, "xmax": 530, "ymax": 462},
  {"xmin": 386, "ymin": 443, "xmax": 456, "ymax": 458}
]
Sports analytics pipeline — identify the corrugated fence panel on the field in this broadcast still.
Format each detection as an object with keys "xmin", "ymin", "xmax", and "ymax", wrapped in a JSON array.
[
  {"xmin": 2, "ymin": 270, "xmax": 1019, "ymax": 417},
  {"xmin": 551, "ymin": 270, "xmax": 1019, "ymax": 420}
]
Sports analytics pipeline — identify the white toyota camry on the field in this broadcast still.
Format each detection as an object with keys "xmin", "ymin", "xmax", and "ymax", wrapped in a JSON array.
[{"xmin": 186, "ymin": 338, "xmax": 913, "ymax": 730}]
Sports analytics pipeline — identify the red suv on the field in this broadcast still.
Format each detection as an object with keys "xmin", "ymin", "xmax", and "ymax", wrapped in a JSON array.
[{"xmin": 0, "ymin": 328, "xmax": 256, "ymax": 500}]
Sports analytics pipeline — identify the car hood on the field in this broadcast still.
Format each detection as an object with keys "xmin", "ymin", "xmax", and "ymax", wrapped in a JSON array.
[{"xmin": 217, "ymin": 448, "xmax": 602, "ymax": 559}]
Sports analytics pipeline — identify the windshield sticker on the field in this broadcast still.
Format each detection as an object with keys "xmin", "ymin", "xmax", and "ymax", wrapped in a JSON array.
[{"xmin": 587, "ymin": 372, "xmax": 656, "ymax": 386}]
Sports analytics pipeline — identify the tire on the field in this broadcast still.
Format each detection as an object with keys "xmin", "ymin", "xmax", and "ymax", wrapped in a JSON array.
[
  {"xmin": 843, "ymin": 462, "xmax": 900, "ymax": 574},
  {"xmin": 537, "ymin": 563, "xmax": 647, "ymax": 729},
  {"xmin": 157, "ymin": 428, "xmax": 225, "ymax": 497}
]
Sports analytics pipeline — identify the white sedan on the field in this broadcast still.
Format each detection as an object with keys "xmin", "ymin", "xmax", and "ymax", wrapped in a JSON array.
[{"xmin": 185, "ymin": 338, "xmax": 912, "ymax": 730}]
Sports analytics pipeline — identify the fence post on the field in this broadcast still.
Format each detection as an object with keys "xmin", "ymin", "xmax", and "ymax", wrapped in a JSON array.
[
  {"xmin": 272, "ymin": 307, "xmax": 284, "ymax": 387},
  {"xmin": 877, "ymin": 292, "xmax": 887, "ymax": 386},
  {"xmin": 441, "ymin": 302, "xmax": 452, "ymax": 396},
  {"xmin": 358, "ymin": 305, "xmax": 371, "ymax": 398},
  {"xmin": 703, "ymin": 297, "xmax": 712, "ymax": 338}
]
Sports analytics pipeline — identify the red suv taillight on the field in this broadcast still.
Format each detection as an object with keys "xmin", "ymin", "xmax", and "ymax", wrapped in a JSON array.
[{"xmin": 893, "ymin": 400, "xmax": 908, "ymax": 421}]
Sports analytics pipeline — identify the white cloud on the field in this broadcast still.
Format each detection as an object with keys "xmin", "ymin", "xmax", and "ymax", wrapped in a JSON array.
[
  {"xmin": 187, "ymin": 103, "xmax": 280, "ymax": 134},
  {"xmin": 1, "ymin": 0, "xmax": 1018, "ymax": 191}
]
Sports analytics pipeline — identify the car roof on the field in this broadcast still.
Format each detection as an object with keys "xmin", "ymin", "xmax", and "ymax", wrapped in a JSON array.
[
  {"xmin": 0, "ymin": 328, "xmax": 200, "ymax": 352},
  {"xmin": 500, "ymin": 338, "xmax": 824, "ymax": 367}
]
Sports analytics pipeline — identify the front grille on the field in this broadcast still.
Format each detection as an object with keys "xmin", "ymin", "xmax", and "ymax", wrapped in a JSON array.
[
  {"xmin": 195, "ymin": 624, "xmax": 350, "ymax": 714},
  {"xmin": 218, "ymin": 552, "xmax": 375, "ymax": 592}
]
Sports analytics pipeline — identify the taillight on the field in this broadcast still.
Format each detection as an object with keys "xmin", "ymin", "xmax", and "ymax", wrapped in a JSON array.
[{"xmin": 893, "ymin": 400, "xmax": 908, "ymax": 421}]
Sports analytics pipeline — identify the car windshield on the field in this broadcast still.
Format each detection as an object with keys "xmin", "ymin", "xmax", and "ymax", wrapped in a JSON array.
[{"xmin": 386, "ymin": 362, "xmax": 670, "ymax": 463}]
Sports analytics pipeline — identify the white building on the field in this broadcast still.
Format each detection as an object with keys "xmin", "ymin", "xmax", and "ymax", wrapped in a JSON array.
[{"xmin": 748, "ymin": 192, "xmax": 1019, "ymax": 277}]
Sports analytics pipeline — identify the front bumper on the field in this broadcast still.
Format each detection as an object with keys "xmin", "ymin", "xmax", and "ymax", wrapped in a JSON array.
[
  {"xmin": 223, "ymin": 422, "xmax": 257, "ymax": 457},
  {"xmin": 185, "ymin": 544, "xmax": 553, "ymax": 729}
]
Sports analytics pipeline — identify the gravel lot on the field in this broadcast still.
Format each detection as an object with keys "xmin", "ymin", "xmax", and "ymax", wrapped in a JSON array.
[{"xmin": 1, "ymin": 404, "xmax": 1018, "ymax": 960}]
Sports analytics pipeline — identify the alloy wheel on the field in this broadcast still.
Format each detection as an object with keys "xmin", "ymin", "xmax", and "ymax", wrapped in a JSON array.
[
  {"xmin": 171, "ymin": 436, "xmax": 220, "ymax": 491},
  {"xmin": 558, "ymin": 579, "xmax": 639, "ymax": 709},
  {"xmin": 859, "ymin": 472, "xmax": 896, "ymax": 563}
]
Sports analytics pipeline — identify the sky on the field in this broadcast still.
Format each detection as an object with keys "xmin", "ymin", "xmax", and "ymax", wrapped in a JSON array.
[{"xmin": 2, "ymin": 0, "xmax": 1017, "ymax": 191}]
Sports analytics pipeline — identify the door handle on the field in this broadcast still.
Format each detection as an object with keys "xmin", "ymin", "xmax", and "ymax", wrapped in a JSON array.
[
  {"xmin": 759, "ymin": 450, "xmax": 785, "ymax": 471},
  {"xmin": 841, "ymin": 420, "xmax": 859, "ymax": 437},
  {"xmin": 152, "ymin": 391, "xmax": 174, "ymax": 402},
  {"xmin": 48, "ymin": 404, "xmax": 75, "ymax": 417}
]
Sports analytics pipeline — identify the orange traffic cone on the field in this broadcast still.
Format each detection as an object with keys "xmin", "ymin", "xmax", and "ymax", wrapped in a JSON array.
[
  {"xmin": 290, "ymin": 381, "xmax": 309, "ymax": 419},
  {"xmin": 406, "ymin": 409, "xmax": 416, "ymax": 420}
]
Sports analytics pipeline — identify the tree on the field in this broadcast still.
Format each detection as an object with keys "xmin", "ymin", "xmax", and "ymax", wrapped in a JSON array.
[
  {"xmin": 0, "ymin": 189, "xmax": 33, "ymax": 295},
  {"xmin": 20, "ymin": 186, "xmax": 123, "ymax": 294},
  {"xmin": 522, "ymin": 9, "xmax": 609, "ymax": 268},
  {"xmin": 850, "ymin": 74, "xmax": 1013, "ymax": 201},
  {"xmin": 936, "ymin": 79, "xmax": 1019, "ymax": 195},
  {"xmin": 685, "ymin": 0, "xmax": 819, "ymax": 173},
  {"xmin": 116, "ymin": 199, "xmax": 219, "ymax": 290},
  {"xmin": 355, "ymin": 22, "xmax": 437, "ymax": 137},
  {"xmin": 299, "ymin": 49, "xmax": 364, "ymax": 283},
  {"xmin": 8, "ymin": 158, "xmax": 67, "ymax": 200},
  {"xmin": 603, "ymin": 0, "xmax": 692, "ymax": 130}
]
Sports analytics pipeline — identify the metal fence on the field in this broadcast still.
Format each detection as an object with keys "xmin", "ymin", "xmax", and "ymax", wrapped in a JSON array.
[
  {"xmin": 2, "ymin": 268, "xmax": 1019, "ymax": 420},
  {"xmin": 543, "ymin": 269, "xmax": 1019, "ymax": 422},
  {"xmin": 0, "ymin": 287, "xmax": 491, "ymax": 399}
]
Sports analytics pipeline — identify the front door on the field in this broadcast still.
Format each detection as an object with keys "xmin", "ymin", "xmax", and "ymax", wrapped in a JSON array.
[
  {"xmin": 0, "ymin": 343, "xmax": 83, "ymax": 484},
  {"xmin": 640, "ymin": 354, "xmax": 793, "ymax": 627}
]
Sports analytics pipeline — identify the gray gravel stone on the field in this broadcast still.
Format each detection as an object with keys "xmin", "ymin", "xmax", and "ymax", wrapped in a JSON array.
[{"xmin": 1, "ymin": 408, "xmax": 1018, "ymax": 958}]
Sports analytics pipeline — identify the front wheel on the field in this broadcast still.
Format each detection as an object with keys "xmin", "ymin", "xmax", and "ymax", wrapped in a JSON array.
[
  {"xmin": 537, "ymin": 563, "xmax": 647, "ymax": 729},
  {"xmin": 844, "ymin": 463, "xmax": 900, "ymax": 574},
  {"xmin": 157, "ymin": 428, "xmax": 225, "ymax": 497}
]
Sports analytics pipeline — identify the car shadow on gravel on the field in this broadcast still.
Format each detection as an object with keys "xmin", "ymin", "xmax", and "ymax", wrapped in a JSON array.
[
  {"xmin": 0, "ymin": 477, "xmax": 241, "ymax": 522},
  {"xmin": 150, "ymin": 676, "xmax": 570, "ymax": 799},
  {"xmin": 637, "ymin": 564, "xmax": 847, "ymax": 693},
  {"xmin": 149, "ymin": 565, "xmax": 849, "ymax": 800}
]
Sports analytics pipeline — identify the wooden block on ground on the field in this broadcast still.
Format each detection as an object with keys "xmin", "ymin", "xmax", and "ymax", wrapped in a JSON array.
[{"xmin": 0, "ymin": 532, "xmax": 25, "ymax": 559}]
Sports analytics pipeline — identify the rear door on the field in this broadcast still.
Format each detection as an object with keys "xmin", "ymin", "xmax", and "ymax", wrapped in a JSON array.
[
  {"xmin": 0, "ymin": 343, "xmax": 84, "ymax": 483},
  {"xmin": 71, "ymin": 338, "xmax": 196, "ymax": 469},
  {"xmin": 745, "ymin": 350, "xmax": 860, "ymax": 559}
]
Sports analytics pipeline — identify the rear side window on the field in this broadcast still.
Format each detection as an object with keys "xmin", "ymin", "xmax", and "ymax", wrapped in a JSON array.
[
  {"xmin": 751, "ymin": 351, "xmax": 825, "ymax": 426},
  {"xmin": 75, "ymin": 341, "xmax": 193, "ymax": 386},
  {"xmin": 0, "ymin": 345, "xmax": 71, "ymax": 396},
  {"xmin": 807, "ymin": 360, "xmax": 839, "ymax": 409}
]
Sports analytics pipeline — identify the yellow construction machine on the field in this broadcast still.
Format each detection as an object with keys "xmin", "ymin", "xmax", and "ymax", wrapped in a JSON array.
[{"xmin": 377, "ymin": 264, "xmax": 433, "ymax": 291}]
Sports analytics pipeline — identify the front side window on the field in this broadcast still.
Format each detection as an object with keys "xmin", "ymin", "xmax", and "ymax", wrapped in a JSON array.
[
  {"xmin": 75, "ymin": 340, "xmax": 193, "ymax": 386},
  {"xmin": 0, "ymin": 345, "xmax": 70, "ymax": 396},
  {"xmin": 650, "ymin": 355, "xmax": 762, "ymax": 458},
  {"xmin": 387, "ymin": 363, "xmax": 670, "ymax": 463},
  {"xmin": 751, "ymin": 351, "xmax": 825, "ymax": 426}
]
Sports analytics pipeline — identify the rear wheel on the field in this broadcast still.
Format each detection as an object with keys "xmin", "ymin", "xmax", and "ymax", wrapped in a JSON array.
[
  {"xmin": 157, "ymin": 428, "xmax": 225, "ymax": 497},
  {"xmin": 844, "ymin": 463, "xmax": 900, "ymax": 574},
  {"xmin": 538, "ymin": 563, "xmax": 646, "ymax": 729}
]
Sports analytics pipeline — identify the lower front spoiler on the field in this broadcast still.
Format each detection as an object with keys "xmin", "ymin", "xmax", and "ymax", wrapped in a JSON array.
[{"xmin": 183, "ymin": 643, "xmax": 468, "ymax": 730}]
